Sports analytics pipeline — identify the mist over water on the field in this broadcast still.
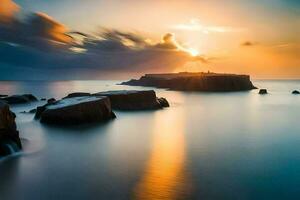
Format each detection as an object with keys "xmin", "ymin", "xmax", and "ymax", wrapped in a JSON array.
[{"xmin": 0, "ymin": 80, "xmax": 300, "ymax": 199}]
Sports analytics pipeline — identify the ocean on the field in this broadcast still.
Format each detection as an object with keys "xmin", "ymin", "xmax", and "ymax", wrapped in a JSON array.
[{"xmin": 0, "ymin": 80, "xmax": 300, "ymax": 199}]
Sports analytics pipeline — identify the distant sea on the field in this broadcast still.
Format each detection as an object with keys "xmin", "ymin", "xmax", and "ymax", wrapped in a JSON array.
[{"xmin": 0, "ymin": 80, "xmax": 300, "ymax": 200}]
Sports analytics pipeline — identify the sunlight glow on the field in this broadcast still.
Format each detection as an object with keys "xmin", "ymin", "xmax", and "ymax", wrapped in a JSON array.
[
  {"xmin": 187, "ymin": 48, "xmax": 199, "ymax": 57},
  {"xmin": 134, "ymin": 106, "xmax": 191, "ymax": 199}
]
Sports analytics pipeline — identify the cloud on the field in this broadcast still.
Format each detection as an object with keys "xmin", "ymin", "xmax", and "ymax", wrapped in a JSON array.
[
  {"xmin": 0, "ymin": 5, "xmax": 73, "ymax": 51},
  {"xmin": 0, "ymin": 0, "xmax": 19, "ymax": 23},
  {"xmin": 241, "ymin": 41, "xmax": 256, "ymax": 46},
  {"xmin": 153, "ymin": 33, "xmax": 178, "ymax": 49},
  {"xmin": 172, "ymin": 19, "xmax": 245, "ymax": 34},
  {"xmin": 27, "ymin": 12, "xmax": 74, "ymax": 44},
  {"xmin": 0, "ymin": 1, "xmax": 208, "ymax": 79}
]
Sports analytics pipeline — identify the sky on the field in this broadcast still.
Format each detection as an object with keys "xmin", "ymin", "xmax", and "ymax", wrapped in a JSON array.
[{"xmin": 0, "ymin": 0, "xmax": 299, "ymax": 79}]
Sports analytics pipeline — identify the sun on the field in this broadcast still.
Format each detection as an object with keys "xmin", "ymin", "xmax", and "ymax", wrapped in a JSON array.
[{"xmin": 187, "ymin": 48, "xmax": 199, "ymax": 57}]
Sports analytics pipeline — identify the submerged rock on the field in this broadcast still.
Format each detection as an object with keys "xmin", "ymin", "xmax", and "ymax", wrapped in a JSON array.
[
  {"xmin": 0, "ymin": 101, "xmax": 22, "ymax": 157},
  {"xmin": 259, "ymin": 89, "xmax": 268, "ymax": 94},
  {"xmin": 93, "ymin": 90, "xmax": 169, "ymax": 110},
  {"xmin": 41, "ymin": 98, "xmax": 47, "ymax": 101},
  {"xmin": 1, "ymin": 94, "xmax": 37, "ymax": 104},
  {"xmin": 121, "ymin": 72, "xmax": 257, "ymax": 92},
  {"xmin": 292, "ymin": 90, "xmax": 300, "ymax": 94},
  {"xmin": 35, "ymin": 96, "xmax": 116, "ymax": 125}
]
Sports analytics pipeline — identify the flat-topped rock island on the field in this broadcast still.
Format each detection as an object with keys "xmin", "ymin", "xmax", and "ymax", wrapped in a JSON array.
[{"xmin": 121, "ymin": 72, "xmax": 257, "ymax": 92}]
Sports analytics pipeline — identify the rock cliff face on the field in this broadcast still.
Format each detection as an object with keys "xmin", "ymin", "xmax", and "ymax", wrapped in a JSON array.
[
  {"xmin": 93, "ymin": 90, "xmax": 169, "ymax": 110},
  {"xmin": 0, "ymin": 101, "xmax": 22, "ymax": 156},
  {"xmin": 121, "ymin": 72, "xmax": 256, "ymax": 92},
  {"xmin": 35, "ymin": 97, "xmax": 116, "ymax": 125}
]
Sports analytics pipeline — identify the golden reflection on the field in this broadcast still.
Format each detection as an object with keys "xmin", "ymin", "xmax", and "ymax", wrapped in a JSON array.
[{"xmin": 133, "ymin": 108, "xmax": 190, "ymax": 200}]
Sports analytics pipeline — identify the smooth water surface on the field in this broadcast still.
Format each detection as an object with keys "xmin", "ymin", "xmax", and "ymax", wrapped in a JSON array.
[{"xmin": 0, "ymin": 80, "xmax": 300, "ymax": 199}]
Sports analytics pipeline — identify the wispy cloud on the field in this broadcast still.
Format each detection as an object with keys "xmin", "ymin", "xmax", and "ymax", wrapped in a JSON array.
[
  {"xmin": 241, "ymin": 41, "xmax": 258, "ymax": 47},
  {"xmin": 172, "ymin": 19, "xmax": 245, "ymax": 34}
]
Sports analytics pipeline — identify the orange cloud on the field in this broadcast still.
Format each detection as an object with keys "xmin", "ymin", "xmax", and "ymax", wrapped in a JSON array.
[
  {"xmin": 0, "ymin": 0, "xmax": 19, "ymax": 23},
  {"xmin": 29, "ymin": 12, "xmax": 73, "ymax": 44},
  {"xmin": 241, "ymin": 41, "xmax": 255, "ymax": 46}
]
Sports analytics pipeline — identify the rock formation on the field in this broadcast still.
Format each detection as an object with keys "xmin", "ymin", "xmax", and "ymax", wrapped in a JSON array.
[
  {"xmin": 1, "ymin": 94, "xmax": 38, "ymax": 104},
  {"xmin": 0, "ymin": 101, "xmax": 22, "ymax": 157},
  {"xmin": 47, "ymin": 98, "xmax": 56, "ymax": 104},
  {"xmin": 121, "ymin": 72, "xmax": 256, "ymax": 92},
  {"xmin": 292, "ymin": 90, "xmax": 300, "ymax": 94},
  {"xmin": 63, "ymin": 92, "xmax": 91, "ymax": 99},
  {"xmin": 35, "ymin": 96, "xmax": 116, "ymax": 125},
  {"xmin": 259, "ymin": 89, "xmax": 268, "ymax": 94},
  {"xmin": 93, "ymin": 90, "xmax": 169, "ymax": 110}
]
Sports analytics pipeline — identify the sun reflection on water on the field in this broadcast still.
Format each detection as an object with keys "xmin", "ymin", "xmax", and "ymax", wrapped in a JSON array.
[{"xmin": 133, "ymin": 108, "xmax": 191, "ymax": 200}]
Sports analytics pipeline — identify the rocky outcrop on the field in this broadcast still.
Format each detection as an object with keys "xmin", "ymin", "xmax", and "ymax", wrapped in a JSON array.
[
  {"xmin": 35, "ymin": 96, "xmax": 116, "ymax": 125},
  {"xmin": 20, "ymin": 108, "xmax": 37, "ymax": 114},
  {"xmin": 259, "ymin": 89, "xmax": 268, "ymax": 94},
  {"xmin": 63, "ymin": 92, "xmax": 91, "ymax": 99},
  {"xmin": 0, "ymin": 101, "xmax": 22, "ymax": 157},
  {"xmin": 1, "ymin": 94, "xmax": 38, "ymax": 104},
  {"xmin": 93, "ymin": 90, "xmax": 169, "ymax": 110},
  {"xmin": 121, "ymin": 72, "xmax": 256, "ymax": 92},
  {"xmin": 292, "ymin": 90, "xmax": 300, "ymax": 94},
  {"xmin": 157, "ymin": 97, "xmax": 170, "ymax": 107},
  {"xmin": 47, "ymin": 98, "xmax": 56, "ymax": 104}
]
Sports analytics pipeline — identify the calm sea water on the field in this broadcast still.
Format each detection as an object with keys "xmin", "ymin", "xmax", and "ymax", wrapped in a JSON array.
[{"xmin": 0, "ymin": 80, "xmax": 300, "ymax": 200}]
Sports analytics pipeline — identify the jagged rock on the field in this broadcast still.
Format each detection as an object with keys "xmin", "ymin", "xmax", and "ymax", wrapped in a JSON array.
[
  {"xmin": 93, "ymin": 90, "xmax": 169, "ymax": 110},
  {"xmin": 63, "ymin": 92, "xmax": 91, "ymax": 99},
  {"xmin": 121, "ymin": 72, "xmax": 257, "ymax": 92},
  {"xmin": 1, "ymin": 94, "xmax": 37, "ymax": 104},
  {"xmin": 35, "ymin": 96, "xmax": 116, "ymax": 125},
  {"xmin": 0, "ymin": 101, "xmax": 22, "ymax": 157},
  {"xmin": 292, "ymin": 90, "xmax": 300, "ymax": 94},
  {"xmin": 259, "ymin": 89, "xmax": 268, "ymax": 94}
]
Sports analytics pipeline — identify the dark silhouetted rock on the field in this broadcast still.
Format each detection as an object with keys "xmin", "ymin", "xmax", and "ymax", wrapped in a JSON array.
[
  {"xmin": 121, "ymin": 72, "xmax": 256, "ymax": 92},
  {"xmin": 0, "ymin": 101, "xmax": 22, "ymax": 157},
  {"xmin": 63, "ymin": 92, "xmax": 91, "ymax": 99},
  {"xmin": 157, "ymin": 97, "xmax": 170, "ymax": 107},
  {"xmin": 41, "ymin": 98, "xmax": 47, "ymax": 101},
  {"xmin": 35, "ymin": 96, "xmax": 115, "ymax": 125},
  {"xmin": 93, "ymin": 90, "xmax": 168, "ymax": 110},
  {"xmin": 259, "ymin": 89, "xmax": 268, "ymax": 94},
  {"xmin": 0, "ymin": 95, "xmax": 8, "ymax": 98},
  {"xmin": 47, "ymin": 98, "xmax": 56, "ymax": 104},
  {"xmin": 20, "ymin": 108, "xmax": 37, "ymax": 114},
  {"xmin": 29, "ymin": 108, "xmax": 37, "ymax": 113},
  {"xmin": 292, "ymin": 90, "xmax": 300, "ymax": 94},
  {"xmin": 1, "ymin": 94, "xmax": 38, "ymax": 104}
]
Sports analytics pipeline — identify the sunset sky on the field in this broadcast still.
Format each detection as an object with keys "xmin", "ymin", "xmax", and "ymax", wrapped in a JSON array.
[{"xmin": 0, "ymin": 0, "xmax": 299, "ymax": 79}]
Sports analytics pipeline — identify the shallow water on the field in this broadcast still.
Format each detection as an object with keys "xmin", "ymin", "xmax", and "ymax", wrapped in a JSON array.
[{"xmin": 0, "ymin": 80, "xmax": 300, "ymax": 199}]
